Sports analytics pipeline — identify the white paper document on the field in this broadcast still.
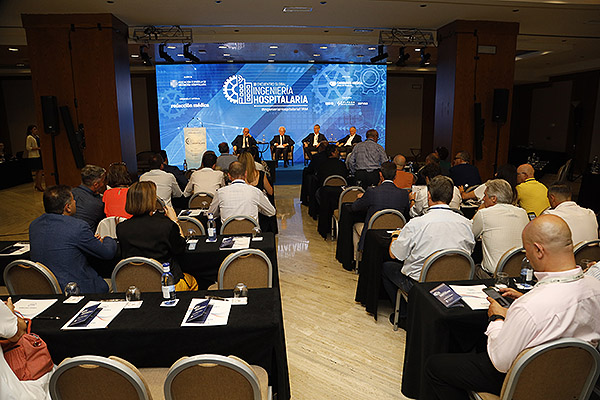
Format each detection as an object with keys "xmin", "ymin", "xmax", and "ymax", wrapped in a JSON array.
[
  {"xmin": 14, "ymin": 299, "xmax": 58, "ymax": 319},
  {"xmin": 179, "ymin": 209, "xmax": 203, "ymax": 217},
  {"xmin": 449, "ymin": 284, "xmax": 490, "ymax": 310},
  {"xmin": 0, "ymin": 242, "xmax": 30, "ymax": 256},
  {"xmin": 181, "ymin": 298, "xmax": 231, "ymax": 327},
  {"xmin": 61, "ymin": 300, "xmax": 126, "ymax": 330},
  {"xmin": 219, "ymin": 236, "xmax": 251, "ymax": 250}
]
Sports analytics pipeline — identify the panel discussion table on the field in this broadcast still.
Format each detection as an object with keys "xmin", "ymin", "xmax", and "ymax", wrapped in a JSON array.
[{"xmin": 6, "ymin": 289, "xmax": 290, "ymax": 400}]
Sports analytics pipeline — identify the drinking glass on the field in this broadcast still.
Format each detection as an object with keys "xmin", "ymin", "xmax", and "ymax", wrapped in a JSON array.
[
  {"xmin": 126, "ymin": 285, "xmax": 141, "ymax": 301},
  {"xmin": 64, "ymin": 282, "xmax": 81, "ymax": 297},
  {"xmin": 252, "ymin": 226, "xmax": 262, "ymax": 238},
  {"xmin": 186, "ymin": 229, "xmax": 195, "ymax": 238},
  {"xmin": 233, "ymin": 283, "xmax": 248, "ymax": 298},
  {"xmin": 495, "ymin": 272, "xmax": 510, "ymax": 289}
]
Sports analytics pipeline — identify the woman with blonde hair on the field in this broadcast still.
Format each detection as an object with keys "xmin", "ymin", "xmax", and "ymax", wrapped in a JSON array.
[
  {"xmin": 238, "ymin": 152, "xmax": 277, "ymax": 233},
  {"xmin": 116, "ymin": 181, "xmax": 198, "ymax": 291},
  {"xmin": 26, "ymin": 124, "xmax": 44, "ymax": 192}
]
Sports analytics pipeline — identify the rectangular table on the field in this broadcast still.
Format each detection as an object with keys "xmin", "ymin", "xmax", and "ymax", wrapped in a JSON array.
[
  {"xmin": 401, "ymin": 279, "xmax": 491, "ymax": 399},
  {"xmin": 7, "ymin": 289, "xmax": 290, "ymax": 399}
]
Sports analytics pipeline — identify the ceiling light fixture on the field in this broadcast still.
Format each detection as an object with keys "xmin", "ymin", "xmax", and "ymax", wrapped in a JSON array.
[
  {"xmin": 368, "ymin": 47, "xmax": 376, "ymax": 51},
  {"xmin": 130, "ymin": 54, "xmax": 140, "ymax": 58},
  {"xmin": 370, "ymin": 45, "xmax": 388, "ymax": 63},
  {"xmin": 270, "ymin": 45, "xmax": 278, "ymax": 49},
  {"xmin": 313, "ymin": 53, "xmax": 320, "ymax": 57},
  {"xmin": 395, "ymin": 47, "xmax": 410, "ymax": 67},
  {"xmin": 269, "ymin": 53, "xmax": 276, "ymax": 56},
  {"xmin": 140, "ymin": 45, "xmax": 152, "ymax": 66},
  {"xmin": 419, "ymin": 48, "xmax": 431, "ymax": 67},
  {"xmin": 8, "ymin": 48, "xmax": 19, "ymax": 52},
  {"xmin": 354, "ymin": 29, "xmax": 373, "ymax": 33},
  {"xmin": 184, "ymin": 43, "xmax": 201, "ymax": 63},
  {"xmin": 219, "ymin": 45, "xmax": 227, "ymax": 49},
  {"xmin": 268, "ymin": 59, "xmax": 275, "ymax": 62},
  {"xmin": 283, "ymin": 6, "xmax": 313, "ymax": 12},
  {"xmin": 159, "ymin": 44, "xmax": 175, "ymax": 63},
  {"xmin": 223, "ymin": 53, "xmax": 231, "ymax": 57},
  {"xmin": 167, "ymin": 45, "xmax": 176, "ymax": 50},
  {"xmin": 320, "ymin": 46, "xmax": 328, "ymax": 50}
]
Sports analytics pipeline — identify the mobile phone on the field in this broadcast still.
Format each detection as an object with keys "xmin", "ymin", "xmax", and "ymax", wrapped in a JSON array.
[{"xmin": 482, "ymin": 287, "xmax": 513, "ymax": 308}]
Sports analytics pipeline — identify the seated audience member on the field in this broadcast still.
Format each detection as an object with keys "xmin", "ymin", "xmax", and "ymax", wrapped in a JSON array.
[
  {"xmin": 116, "ymin": 181, "xmax": 197, "ymax": 291},
  {"xmin": 71, "ymin": 164, "xmax": 106, "ymax": 231},
  {"xmin": 472, "ymin": 179, "xmax": 529, "ymax": 277},
  {"xmin": 515, "ymin": 163, "xmax": 550, "ymax": 217},
  {"xmin": 30, "ymin": 185, "xmax": 116, "ymax": 293},
  {"xmin": 239, "ymin": 152, "xmax": 277, "ymax": 233},
  {"xmin": 415, "ymin": 153, "xmax": 441, "ymax": 185},
  {"xmin": 103, "ymin": 162, "xmax": 132, "ymax": 219},
  {"xmin": 544, "ymin": 181, "xmax": 598, "ymax": 245},
  {"xmin": 1, "ymin": 298, "xmax": 52, "ymax": 399},
  {"xmin": 392, "ymin": 154, "xmax": 414, "ymax": 189},
  {"xmin": 208, "ymin": 161, "xmax": 276, "ymax": 223},
  {"xmin": 382, "ymin": 176, "xmax": 475, "ymax": 324},
  {"xmin": 346, "ymin": 129, "xmax": 387, "ymax": 189},
  {"xmin": 436, "ymin": 146, "xmax": 451, "ymax": 174},
  {"xmin": 449, "ymin": 151, "xmax": 481, "ymax": 188},
  {"xmin": 336, "ymin": 126, "xmax": 362, "ymax": 155},
  {"xmin": 303, "ymin": 142, "xmax": 328, "ymax": 217},
  {"xmin": 183, "ymin": 151, "xmax": 225, "ymax": 197},
  {"xmin": 232, "ymin": 127, "xmax": 259, "ymax": 160},
  {"xmin": 139, "ymin": 153, "xmax": 182, "ymax": 207},
  {"xmin": 410, "ymin": 163, "xmax": 461, "ymax": 217},
  {"xmin": 302, "ymin": 124, "xmax": 327, "ymax": 161},
  {"xmin": 316, "ymin": 144, "xmax": 349, "ymax": 186},
  {"xmin": 352, "ymin": 161, "xmax": 410, "ymax": 264},
  {"xmin": 270, "ymin": 126, "xmax": 295, "ymax": 168},
  {"xmin": 216, "ymin": 142, "xmax": 238, "ymax": 172},
  {"xmin": 425, "ymin": 215, "xmax": 600, "ymax": 399},
  {"xmin": 460, "ymin": 164, "xmax": 517, "ymax": 203},
  {"xmin": 160, "ymin": 150, "xmax": 188, "ymax": 191}
]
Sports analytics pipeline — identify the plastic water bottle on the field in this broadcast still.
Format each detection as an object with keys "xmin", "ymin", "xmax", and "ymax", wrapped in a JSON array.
[
  {"xmin": 183, "ymin": 159, "xmax": 188, "ymax": 171},
  {"xmin": 161, "ymin": 263, "xmax": 176, "ymax": 301},
  {"xmin": 520, "ymin": 257, "xmax": 534, "ymax": 284},
  {"xmin": 207, "ymin": 213, "xmax": 217, "ymax": 242}
]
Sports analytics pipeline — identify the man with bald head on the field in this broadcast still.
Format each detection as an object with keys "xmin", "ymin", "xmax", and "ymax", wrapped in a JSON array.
[
  {"xmin": 516, "ymin": 163, "xmax": 550, "ymax": 217},
  {"xmin": 231, "ymin": 127, "xmax": 258, "ymax": 160},
  {"xmin": 392, "ymin": 154, "xmax": 414, "ymax": 189},
  {"xmin": 270, "ymin": 126, "xmax": 295, "ymax": 168},
  {"xmin": 425, "ymin": 215, "xmax": 600, "ymax": 400}
]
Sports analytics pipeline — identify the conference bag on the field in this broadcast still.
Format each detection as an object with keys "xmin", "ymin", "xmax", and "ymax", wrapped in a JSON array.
[{"xmin": 1, "ymin": 318, "xmax": 54, "ymax": 380}]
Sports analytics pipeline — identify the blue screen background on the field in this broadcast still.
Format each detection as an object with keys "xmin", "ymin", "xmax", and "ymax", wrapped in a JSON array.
[{"xmin": 155, "ymin": 63, "xmax": 386, "ymax": 166}]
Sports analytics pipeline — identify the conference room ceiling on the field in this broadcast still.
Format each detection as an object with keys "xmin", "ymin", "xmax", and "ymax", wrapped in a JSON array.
[{"xmin": 0, "ymin": 0, "xmax": 599, "ymax": 83}]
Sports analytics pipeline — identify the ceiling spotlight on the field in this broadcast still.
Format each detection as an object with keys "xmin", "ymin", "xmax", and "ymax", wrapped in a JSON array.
[
  {"xmin": 370, "ymin": 45, "xmax": 388, "ymax": 63},
  {"xmin": 320, "ymin": 46, "xmax": 328, "ymax": 50},
  {"xmin": 159, "ymin": 44, "xmax": 175, "ymax": 63},
  {"xmin": 270, "ymin": 45, "xmax": 278, "ymax": 49},
  {"xmin": 140, "ymin": 45, "xmax": 152, "ymax": 66},
  {"xmin": 219, "ymin": 45, "xmax": 227, "ymax": 49},
  {"xmin": 368, "ymin": 47, "xmax": 376, "ymax": 51},
  {"xmin": 8, "ymin": 48, "xmax": 19, "ymax": 52},
  {"xmin": 223, "ymin": 53, "xmax": 231, "ymax": 57},
  {"xmin": 269, "ymin": 53, "xmax": 276, "ymax": 56},
  {"xmin": 420, "ymin": 48, "xmax": 431, "ymax": 67},
  {"xmin": 184, "ymin": 43, "xmax": 201, "ymax": 63},
  {"xmin": 130, "ymin": 54, "xmax": 140, "ymax": 58},
  {"xmin": 395, "ymin": 47, "xmax": 410, "ymax": 67}
]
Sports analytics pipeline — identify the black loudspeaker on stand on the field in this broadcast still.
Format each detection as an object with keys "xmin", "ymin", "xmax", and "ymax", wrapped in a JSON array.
[
  {"xmin": 40, "ymin": 96, "xmax": 60, "ymax": 184},
  {"xmin": 59, "ymin": 106, "xmax": 86, "ymax": 169}
]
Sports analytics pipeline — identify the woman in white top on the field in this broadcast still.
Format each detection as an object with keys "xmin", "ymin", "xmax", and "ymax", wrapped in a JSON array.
[
  {"xmin": 0, "ymin": 298, "xmax": 52, "ymax": 400},
  {"xmin": 25, "ymin": 125, "xmax": 44, "ymax": 192}
]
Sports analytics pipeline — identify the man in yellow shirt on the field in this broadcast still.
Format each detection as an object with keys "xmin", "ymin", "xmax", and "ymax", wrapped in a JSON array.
[{"xmin": 516, "ymin": 163, "xmax": 550, "ymax": 217}]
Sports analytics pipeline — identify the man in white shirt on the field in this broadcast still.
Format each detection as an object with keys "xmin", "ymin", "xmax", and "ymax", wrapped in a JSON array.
[
  {"xmin": 425, "ymin": 214, "xmax": 600, "ymax": 399},
  {"xmin": 183, "ymin": 151, "xmax": 225, "ymax": 197},
  {"xmin": 208, "ymin": 161, "xmax": 276, "ymax": 223},
  {"xmin": 544, "ymin": 181, "xmax": 598, "ymax": 246},
  {"xmin": 472, "ymin": 179, "xmax": 529, "ymax": 277},
  {"xmin": 382, "ymin": 175, "xmax": 475, "ymax": 323},
  {"xmin": 139, "ymin": 153, "xmax": 182, "ymax": 207},
  {"xmin": 410, "ymin": 163, "xmax": 461, "ymax": 217}
]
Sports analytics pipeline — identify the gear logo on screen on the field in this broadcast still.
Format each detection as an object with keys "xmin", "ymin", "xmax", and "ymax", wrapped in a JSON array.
[{"xmin": 222, "ymin": 74, "xmax": 308, "ymax": 106}]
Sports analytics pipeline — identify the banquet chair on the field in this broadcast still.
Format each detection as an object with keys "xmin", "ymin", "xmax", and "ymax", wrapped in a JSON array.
[
  {"xmin": 393, "ymin": 249, "xmax": 474, "ymax": 331},
  {"xmin": 574, "ymin": 239, "xmax": 600, "ymax": 268},
  {"xmin": 209, "ymin": 249, "xmax": 273, "ymax": 290},
  {"xmin": 220, "ymin": 215, "xmax": 259, "ymax": 235},
  {"xmin": 367, "ymin": 209, "xmax": 407, "ymax": 230},
  {"xmin": 95, "ymin": 216, "xmax": 128, "ymax": 239},
  {"xmin": 495, "ymin": 247, "xmax": 526, "ymax": 278},
  {"xmin": 188, "ymin": 192, "xmax": 213, "ymax": 209},
  {"xmin": 111, "ymin": 257, "xmax": 164, "ymax": 292},
  {"xmin": 164, "ymin": 354, "xmax": 271, "ymax": 400},
  {"xmin": 470, "ymin": 338, "xmax": 600, "ymax": 400},
  {"xmin": 556, "ymin": 158, "xmax": 572, "ymax": 182},
  {"xmin": 178, "ymin": 216, "xmax": 206, "ymax": 237},
  {"xmin": 156, "ymin": 197, "xmax": 166, "ymax": 210},
  {"xmin": 50, "ymin": 355, "xmax": 152, "ymax": 400},
  {"xmin": 271, "ymin": 144, "xmax": 294, "ymax": 167},
  {"xmin": 331, "ymin": 186, "xmax": 365, "ymax": 239},
  {"xmin": 4, "ymin": 259, "xmax": 62, "ymax": 295},
  {"xmin": 323, "ymin": 175, "xmax": 347, "ymax": 187}
]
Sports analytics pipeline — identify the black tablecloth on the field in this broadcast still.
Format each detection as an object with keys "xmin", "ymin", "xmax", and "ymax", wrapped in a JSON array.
[
  {"xmin": 578, "ymin": 172, "xmax": 600, "ymax": 213},
  {"xmin": 401, "ymin": 279, "xmax": 492, "ymax": 399},
  {"xmin": 354, "ymin": 229, "xmax": 393, "ymax": 319},
  {"xmin": 7, "ymin": 289, "xmax": 290, "ymax": 399},
  {"xmin": 335, "ymin": 203, "xmax": 366, "ymax": 270},
  {"xmin": 317, "ymin": 186, "xmax": 343, "ymax": 238},
  {"xmin": 0, "ymin": 159, "xmax": 33, "ymax": 190}
]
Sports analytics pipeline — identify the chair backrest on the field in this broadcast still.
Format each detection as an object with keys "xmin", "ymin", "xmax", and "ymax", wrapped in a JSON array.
[
  {"xmin": 95, "ymin": 216, "xmax": 128, "ymax": 239},
  {"xmin": 178, "ymin": 216, "xmax": 206, "ymax": 237},
  {"xmin": 188, "ymin": 192, "xmax": 214, "ymax": 209},
  {"xmin": 111, "ymin": 257, "xmax": 164, "ymax": 292},
  {"xmin": 218, "ymin": 249, "xmax": 273, "ymax": 289},
  {"xmin": 556, "ymin": 159, "xmax": 572, "ymax": 182},
  {"xmin": 50, "ymin": 355, "xmax": 151, "ymax": 400},
  {"xmin": 220, "ymin": 215, "xmax": 259, "ymax": 235},
  {"xmin": 4, "ymin": 259, "xmax": 62, "ymax": 295},
  {"xmin": 498, "ymin": 338, "xmax": 600, "ymax": 400},
  {"xmin": 367, "ymin": 209, "xmax": 407, "ymax": 230},
  {"xmin": 164, "ymin": 354, "xmax": 262, "ymax": 400},
  {"xmin": 495, "ymin": 247, "xmax": 526, "ymax": 278},
  {"xmin": 419, "ymin": 249, "xmax": 475, "ymax": 282},
  {"xmin": 323, "ymin": 175, "xmax": 347, "ymax": 187},
  {"xmin": 574, "ymin": 240, "xmax": 600, "ymax": 268},
  {"xmin": 337, "ymin": 186, "xmax": 365, "ymax": 210}
]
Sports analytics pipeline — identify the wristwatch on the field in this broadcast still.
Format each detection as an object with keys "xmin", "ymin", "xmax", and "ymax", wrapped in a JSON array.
[{"xmin": 488, "ymin": 314, "xmax": 505, "ymax": 323}]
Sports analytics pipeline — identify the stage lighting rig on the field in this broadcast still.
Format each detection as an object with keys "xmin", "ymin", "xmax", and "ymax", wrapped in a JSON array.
[
  {"xmin": 159, "ymin": 44, "xmax": 175, "ymax": 63},
  {"xmin": 370, "ymin": 45, "xmax": 388, "ymax": 63},
  {"xmin": 420, "ymin": 48, "xmax": 431, "ymax": 67},
  {"xmin": 139, "ymin": 45, "xmax": 152, "ymax": 66},
  {"xmin": 184, "ymin": 43, "xmax": 201, "ymax": 63},
  {"xmin": 395, "ymin": 47, "xmax": 410, "ymax": 67}
]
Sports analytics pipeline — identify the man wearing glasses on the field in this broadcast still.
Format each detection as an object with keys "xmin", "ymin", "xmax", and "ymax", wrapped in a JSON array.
[{"xmin": 449, "ymin": 151, "xmax": 481, "ymax": 188}]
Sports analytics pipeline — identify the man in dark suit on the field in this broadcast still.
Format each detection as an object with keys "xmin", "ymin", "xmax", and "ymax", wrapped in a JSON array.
[
  {"xmin": 449, "ymin": 150, "xmax": 482, "ymax": 188},
  {"xmin": 231, "ymin": 127, "xmax": 259, "ymax": 160},
  {"xmin": 336, "ymin": 126, "xmax": 362, "ymax": 155},
  {"xmin": 351, "ymin": 161, "xmax": 410, "ymax": 260},
  {"xmin": 29, "ymin": 185, "xmax": 117, "ymax": 293},
  {"xmin": 302, "ymin": 124, "xmax": 327, "ymax": 161},
  {"xmin": 270, "ymin": 126, "xmax": 295, "ymax": 167}
]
